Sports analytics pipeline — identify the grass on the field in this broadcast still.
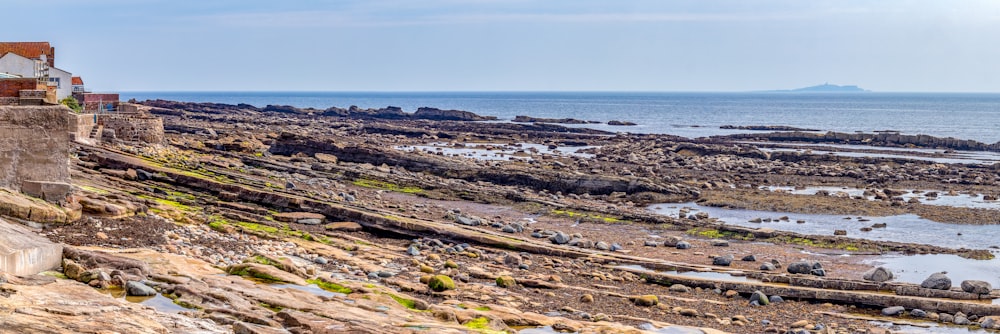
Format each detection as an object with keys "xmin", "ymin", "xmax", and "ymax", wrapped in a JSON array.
[
  {"xmin": 307, "ymin": 279, "xmax": 353, "ymax": 294},
  {"xmin": 353, "ymin": 179, "xmax": 424, "ymax": 194}
]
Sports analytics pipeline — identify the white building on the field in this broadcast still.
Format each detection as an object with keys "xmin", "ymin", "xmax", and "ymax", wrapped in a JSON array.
[{"xmin": 0, "ymin": 52, "xmax": 73, "ymax": 100}]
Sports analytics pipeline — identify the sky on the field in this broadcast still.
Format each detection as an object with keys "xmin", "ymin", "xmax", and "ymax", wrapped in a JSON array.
[{"xmin": 3, "ymin": 0, "xmax": 1000, "ymax": 92}]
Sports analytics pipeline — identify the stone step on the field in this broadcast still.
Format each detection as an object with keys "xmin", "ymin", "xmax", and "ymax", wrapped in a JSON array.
[{"xmin": 0, "ymin": 218, "xmax": 63, "ymax": 276}]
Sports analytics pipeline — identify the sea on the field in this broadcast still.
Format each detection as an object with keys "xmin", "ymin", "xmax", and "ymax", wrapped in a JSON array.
[{"xmin": 119, "ymin": 92, "xmax": 1000, "ymax": 144}]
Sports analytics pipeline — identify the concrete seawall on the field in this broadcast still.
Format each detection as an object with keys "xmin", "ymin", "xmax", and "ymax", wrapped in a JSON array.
[{"xmin": 0, "ymin": 218, "xmax": 62, "ymax": 275}]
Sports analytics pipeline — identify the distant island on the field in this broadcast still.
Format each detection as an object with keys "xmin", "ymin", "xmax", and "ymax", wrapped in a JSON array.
[{"xmin": 766, "ymin": 83, "xmax": 868, "ymax": 93}]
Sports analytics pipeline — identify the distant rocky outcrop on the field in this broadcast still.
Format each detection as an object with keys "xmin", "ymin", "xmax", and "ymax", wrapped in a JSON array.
[
  {"xmin": 720, "ymin": 125, "xmax": 820, "ymax": 131},
  {"xmin": 513, "ymin": 115, "xmax": 598, "ymax": 124},
  {"xmin": 607, "ymin": 120, "xmax": 637, "ymax": 126},
  {"xmin": 139, "ymin": 100, "xmax": 496, "ymax": 121},
  {"xmin": 715, "ymin": 131, "xmax": 1000, "ymax": 152}
]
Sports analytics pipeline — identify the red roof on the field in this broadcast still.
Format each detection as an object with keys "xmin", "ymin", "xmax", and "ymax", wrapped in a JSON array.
[
  {"xmin": 0, "ymin": 42, "xmax": 54, "ymax": 66},
  {"xmin": 72, "ymin": 76, "xmax": 84, "ymax": 85}
]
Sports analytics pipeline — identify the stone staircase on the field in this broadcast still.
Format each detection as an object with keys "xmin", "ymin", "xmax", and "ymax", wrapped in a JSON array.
[{"xmin": 88, "ymin": 125, "xmax": 103, "ymax": 140}]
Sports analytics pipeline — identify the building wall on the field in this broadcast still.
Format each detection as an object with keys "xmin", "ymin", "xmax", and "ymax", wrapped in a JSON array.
[
  {"xmin": 0, "ymin": 78, "xmax": 40, "ymax": 105},
  {"xmin": 0, "ymin": 106, "xmax": 71, "ymax": 189},
  {"xmin": 48, "ymin": 67, "xmax": 72, "ymax": 100},
  {"xmin": 0, "ymin": 53, "xmax": 36, "ymax": 78},
  {"xmin": 75, "ymin": 93, "xmax": 119, "ymax": 111}
]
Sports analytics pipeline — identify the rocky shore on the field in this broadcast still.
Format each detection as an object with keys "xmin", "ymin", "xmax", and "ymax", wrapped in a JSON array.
[{"xmin": 2, "ymin": 99, "xmax": 999, "ymax": 333}]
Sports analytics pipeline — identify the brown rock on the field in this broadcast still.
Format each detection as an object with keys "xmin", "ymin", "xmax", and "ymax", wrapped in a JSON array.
[{"xmin": 325, "ymin": 222, "xmax": 362, "ymax": 232}]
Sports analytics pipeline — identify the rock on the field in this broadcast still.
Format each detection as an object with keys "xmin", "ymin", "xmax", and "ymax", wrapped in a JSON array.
[
  {"xmin": 580, "ymin": 294, "xmax": 594, "ymax": 303},
  {"xmin": 862, "ymin": 267, "xmax": 894, "ymax": 282},
  {"xmin": 833, "ymin": 230, "xmax": 847, "ymax": 236},
  {"xmin": 882, "ymin": 306, "xmax": 905, "ymax": 316},
  {"xmin": 496, "ymin": 275, "xmax": 516, "ymax": 288},
  {"xmin": 632, "ymin": 295, "xmax": 658, "ymax": 307},
  {"xmin": 676, "ymin": 241, "xmax": 692, "ymax": 249},
  {"xmin": 810, "ymin": 268, "xmax": 826, "ymax": 276},
  {"xmin": 741, "ymin": 254, "xmax": 756, "ymax": 262},
  {"xmin": 63, "ymin": 260, "xmax": 85, "ymax": 280},
  {"xmin": 503, "ymin": 253, "xmax": 522, "ymax": 267},
  {"xmin": 679, "ymin": 308, "xmax": 698, "ymax": 317},
  {"xmin": 749, "ymin": 291, "xmax": 769, "ymax": 306},
  {"xmin": 709, "ymin": 239, "xmax": 729, "ymax": 247},
  {"xmin": 961, "ymin": 280, "xmax": 992, "ymax": 294},
  {"xmin": 126, "ymin": 281, "xmax": 157, "ymax": 296},
  {"xmin": 233, "ymin": 321, "xmax": 292, "ymax": 334},
  {"xmin": 712, "ymin": 254, "xmax": 733, "ymax": 266},
  {"xmin": 921, "ymin": 272, "xmax": 952, "ymax": 290},
  {"xmin": 273, "ymin": 212, "xmax": 325, "ymax": 224},
  {"xmin": 787, "ymin": 261, "xmax": 812, "ymax": 274},
  {"xmin": 954, "ymin": 313, "xmax": 970, "ymax": 325},
  {"xmin": 595, "ymin": 241, "xmax": 610, "ymax": 250},
  {"xmin": 768, "ymin": 295, "xmax": 783, "ymax": 304},
  {"xmin": 911, "ymin": 309, "xmax": 927, "ymax": 318},
  {"xmin": 669, "ymin": 284, "xmax": 690, "ymax": 293},
  {"xmin": 501, "ymin": 225, "xmax": 516, "ymax": 233},
  {"xmin": 325, "ymin": 222, "xmax": 362, "ymax": 232},
  {"xmin": 610, "ymin": 243, "xmax": 624, "ymax": 251},
  {"xmin": 643, "ymin": 240, "xmax": 659, "ymax": 247},
  {"xmin": 940, "ymin": 313, "xmax": 954, "ymax": 323},
  {"xmin": 724, "ymin": 290, "xmax": 739, "ymax": 298},
  {"xmin": 444, "ymin": 260, "xmax": 458, "ymax": 269},
  {"xmin": 454, "ymin": 215, "xmax": 482, "ymax": 226},
  {"xmin": 428, "ymin": 275, "xmax": 456, "ymax": 292},
  {"xmin": 407, "ymin": 245, "xmax": 421, "ymax": 256},
  {"xmin": 550, "ymin": 232, "xmax": 571, "ymax": 245},
  {"xmin": 759, "ymin": 263, "xmax": 776, "ymax": 271},
  {"xmin": 663, "ymin": 236, "xmax": 683, "ymax": 247},
  {"xmin": 790, "ymin": 320, "xmax": 808, "ymax": 328}
]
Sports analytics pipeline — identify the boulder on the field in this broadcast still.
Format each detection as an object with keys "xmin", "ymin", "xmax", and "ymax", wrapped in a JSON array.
[
  {"xmin": 496, "ymin": 276, "xmax": 516, "ymax": 288},
  {"xmin": 882, "ymin": 306, "xmax": 905, "ymax": 316},
  {"xmin": 428, "ymin": 275, "xmax": 456, "ymax": 292},
  {"xmin": 749, "ymin": 291, "xmax": 768, "ymax": 306},
  {"xmin": 961, "ymin": 280, "xmax": 992, "ymax": 294},
  {"xmin": 550, "ymin": 232, "xmax": 571, "ymax": 245},
  {"xmin": 126, "ymin": 281, "xmax": 157, "ymax": 296},
  {"xmin": 787, "ymin": 262, "xmax": 812, "ymax": 275},
  {"xmin": 862, "ymin": 267, "xmax": 894, "ymax": 283},
  {"xmin": 920, "ymin": 272, "xmax": 952, "ymax": 290},
  {"xmin": 712, "ymin": 254, "xmax": 733, "ymax": 266},
  {"xmin": 632, "ymin": 295, "xmax": 658, "ymax": 307},
  {"xmin": 675, "ymin": 241, "xmax": 692, "ymax": 249}
]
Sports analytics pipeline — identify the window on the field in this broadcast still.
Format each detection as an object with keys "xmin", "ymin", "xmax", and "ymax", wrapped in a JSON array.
[{"xmin": 48, "ymin": 77, "xmax": 60, "ymax": 88}]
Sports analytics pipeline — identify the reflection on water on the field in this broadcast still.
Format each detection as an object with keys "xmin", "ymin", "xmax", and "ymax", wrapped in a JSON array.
[
  {"xmin": 864, "ymin": 254, "xmax": 1000, "ymax": 288},
  {"xmin": 648, "ymin": 203, "xmax": 1000, "ymax": 250},
  {"xmin": 395, "ymin": 142, "xmax": 596, "ymax": 161},
  {"xmin": 518, "ymin": 324, "xmax": 705, "ymax": 334},
  {"xmin": 101, "ymin": 288, "xmax": 192, "ymax": 313},
  {"xmin": 869, "ymin": 320, "xmax": 991, "ymax": 334},
  {"xmin": 761, "ymin": 186, "xmax": 999, "ymax": 211}
]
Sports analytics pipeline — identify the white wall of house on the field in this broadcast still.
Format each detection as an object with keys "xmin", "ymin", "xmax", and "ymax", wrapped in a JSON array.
[
  {"xmin": 0, "ymin": 53, "xmax": 36, "ymax": 78},
  {"xmin": 49, "ymin": 67, "xmax": 72, "ymax": 100}
]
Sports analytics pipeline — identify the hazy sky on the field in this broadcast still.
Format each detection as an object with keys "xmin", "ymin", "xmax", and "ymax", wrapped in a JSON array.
[{"xmin": 5, "ymin": 0, "xmax": 1000, "ymax": 92}]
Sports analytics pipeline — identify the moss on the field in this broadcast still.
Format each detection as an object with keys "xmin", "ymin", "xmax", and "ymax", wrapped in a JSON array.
[
  {"xmin": 353, "ymin": 179, "xmax": 424, "ymax": 194},
  {"xmin": 685, "ymin": 228, "xmax": 754, "ymax": 241},
  {"xmin": 207, "ymin": 218, "xmax": 230, "ymax": 232},
  {"xmin": 236, "ymin": 221, "xmax": 279, "ymax": 234},
  {"xmin": 550, "ymin": 209, "xmax": 628, "ymax": 224},
  {"xmin": 389, "ymin": 294, "xmax": 417, "ymax": 309},
  {"xmin": 259, "ymin": 302, "xmax": 283, "ymax": 312},
  {"xmin": 428, "ymin": 275, "xmax": 455, "ymax": 292},
  {"xmin": 462, "ymin": 317, "xmax": 507, "ymax": 334},
  {"xmin": 172, "ymin": 299, "xmax": 202, "ymax": 310},
  {"xmin": 474, "ymin": 306, "xmax": 492, "ymax": 311},
  {"xmin": 308, "ymin": 279, "xmax": 353, "ymax": 294},
  {"xmin": 40, "ymin": 271, "xmax": 67, "ymax": 279},
  {"xmin": 495, "ymin": 276, "xmax": 515, "ymax": 288}
]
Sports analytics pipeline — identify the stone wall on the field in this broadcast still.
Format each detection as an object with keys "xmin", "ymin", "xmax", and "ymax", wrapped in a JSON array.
[
  {"xmin": 0, "ymin": 105, "xmax": 71, "ymax": 189},
  {"xmin": 0, "ymin": 78, "xmax": 38, "ymax": 104},
  {"xmin": 99, "ymin": 112, "xmax": 164, "ymax": 144},
  {"xmin": 68, "ymin": 113, "xmax": 98, "ymax": 144}
]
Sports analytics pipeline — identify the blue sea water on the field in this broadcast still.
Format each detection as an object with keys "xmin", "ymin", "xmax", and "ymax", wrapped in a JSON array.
[{"xmin": 119, "ymin": 92, "xmax": 1000, "ymax": 144}]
